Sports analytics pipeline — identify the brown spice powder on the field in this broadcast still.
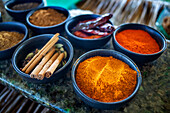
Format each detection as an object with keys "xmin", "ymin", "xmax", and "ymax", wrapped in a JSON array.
[
  {"xmin": 29, "ymin": 8, "xmax": 67, "ymax": 27},
  {"xmin": 0, "ymin": 31, "xmax": 24, "ymax": 51},
  {"xmin": 76, "ymin": 56, "xmax": 137, "ymax": 102}
]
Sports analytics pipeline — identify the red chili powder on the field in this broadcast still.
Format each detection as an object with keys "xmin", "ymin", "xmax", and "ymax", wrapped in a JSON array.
[{"xmin": 115, "ymin": 30, "xmax": 160, "ymax": 54}]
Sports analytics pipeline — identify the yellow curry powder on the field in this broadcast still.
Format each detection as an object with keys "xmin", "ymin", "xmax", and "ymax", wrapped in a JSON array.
[{"xmin": 76, "ymin": 56, "xmax": 137, "ymax": 102}]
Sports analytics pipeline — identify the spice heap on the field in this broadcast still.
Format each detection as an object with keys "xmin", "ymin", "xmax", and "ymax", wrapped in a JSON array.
[
  {"xmin": 11, "ymin": 2, "xmax": 40, "ymax": 10},
  {"xmin": 29, "ymin": 8, "xmax": 67, "ymax": 27},
  {"xmin": 162, "ymin": 16, "xmax": 170, "ymax": 35},
  {"xmin": 76, "ymin": 56, "xmax": 137, "ymax": 102},
  {"xmin": 0, "ymin": 31, "xmax": 24, "ymax": 51},
  {"xmin": 21, "ymin": 33, "xmax": 67, "ymax": 80},
  {"xmin": 116, "ymin": 30, "xmax": 160, "ymax": 54},
  {"xmin": 72, "ymin": 13, "xmax": 115, "ymax": 39}
]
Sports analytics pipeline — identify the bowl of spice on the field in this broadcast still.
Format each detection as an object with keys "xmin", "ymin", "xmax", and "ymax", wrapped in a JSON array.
[
  {"xmin": 65, "ymin": 14, "xmax": 115, "ymax": 49},
  {"xmin": 0, "ymin": 22, "xmax": 28, "ymax": 59},
  {"xmin": 5, "ymin": 0, "xmax": 43, "ymax": 22},
  {"xmin": 112, "ymin": 23, "xmax": 167, "ymax": 64},
  {"xmin": 26, "ymin": 6, "xmax": 70, "ymax": 34},
  {"xmin": 71, "ymin": 49, "xmax": 142, "ymax": 110},
  {"xmin": 12, "ymin": 33, "xmax": 74, "ymax": 84}
]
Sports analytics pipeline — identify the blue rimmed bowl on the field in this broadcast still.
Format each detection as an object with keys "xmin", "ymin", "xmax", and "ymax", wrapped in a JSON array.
[
  {"xmin": 12, "ymin": 34, "xmax": 74, "ymax": 84},
  {"xmin": 71, "ymin": 49, "xmax": 142, "ymax": 110},
  {"xmin": 112, "ymin": 23, "xmax": 167, "ymax": 64},
  {"xmin": 5, "ymin": 0, "xmax": 43, "ymax": 22},
  {"xmin": 0, "ymin": 22, "xmax": 28, "ymax": 59},
  {"xmin": 65, "ymin": 14, "xmax": 113, "ymax": 50},
  {"xmin": 26, "ymin": 6, "xmax": 70, "ymax": 34}
]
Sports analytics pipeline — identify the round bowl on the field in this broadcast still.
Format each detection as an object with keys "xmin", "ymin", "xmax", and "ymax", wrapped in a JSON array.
[
  {"xmin": 5, "ymin": 0, "xmax": 43, "ymax": 22},
  {"xmin": 65, "ymin": 14, "xmax": 112, "ymax": 50},
  {"xmin": 0, "ymin": 22, "xmax": 28, "ymax": 60},
  {"xmin": 112, "ymin": 23, "xmax": 167, "ymax": 64},
  {"xmin": 12, "ymin": 34, "xmax": 74, "ymax": 84},
  {"xmin": 71, "ymin": 49, "xmax": 142, "ymax": 110},
  {"xmin": 26, "ymin": 6, "xmax": 70, "ymax": 34}
]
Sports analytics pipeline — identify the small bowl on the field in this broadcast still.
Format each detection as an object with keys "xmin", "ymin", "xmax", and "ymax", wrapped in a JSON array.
[
  {"xmin": 65, "ymin": 14, "xmax": 112, "ymax": 49},
  {"xmin": 0, "ymin": 22, "xmax": 28, "ymax": 60},
  {"xmin": 112, "ymin": 23, "xmax": 167, "ymax": 64},
  {"xmin": 5, "ymin": 0, "xmax": 43, "ymax": 22},
  {"xmin": 26, "ymin": 6, "xmax": 70, "ymax": 34},
  {"xmin": 12, "ymin": 34, "xmax": 74, "ymax": 84},
  {"xmin": 71, "ymin": 49, "xmax": 142, "ymax": 110}
]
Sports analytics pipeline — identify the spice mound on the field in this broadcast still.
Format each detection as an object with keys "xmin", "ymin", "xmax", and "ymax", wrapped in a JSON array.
[
  {"xmin": 116, "ymin": 30, "xmax": 160, "ymax": 54},
  {"xmin": 72, "ymin": 13, "xmax": 115, "ymax": 39},
  {"xmin": 0, "ymin": 31, "xmax": 24, "ymax": 51},
  {"xmin": 11, "ymin": 2, "xmax": 40, "ymax": 11},
  {"xmin": 21, "ymin": 33, "xmax": 67, "ymax": 80},
  {"xmin": 29, "ymin": 8, "xmax": 67, "ymax": 27},
  {"xmin": 76, "ymin": 56, "xmax": 137, "ymax": 102}
]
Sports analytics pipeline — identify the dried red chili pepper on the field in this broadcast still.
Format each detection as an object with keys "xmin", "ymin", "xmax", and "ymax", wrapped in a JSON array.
[
  {"xmin": 72, "ymin": 13, "xmax": 113, "ymax": 31},
  {"xmin": 82, "ymin": 29, "xmax": 111, "ymax": 36},
  {"xmin": 74, "ymin": 31, "xmax": 89, "ymax": 38},
  {"xmin": 98, "ymin": 23, "xmax": 115, "ymax": 32},
  {"xmin": 83, "ymin": 35, "xmax": 102, "ymax": 39},
  {"xmin": 73, "ymin": 31, "xmax": 102, "ymax": 39}
]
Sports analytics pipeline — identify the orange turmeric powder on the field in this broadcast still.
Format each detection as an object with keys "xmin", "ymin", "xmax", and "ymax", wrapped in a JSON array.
[
  {"xmin": 76, "ymin": 56, "xmax": 137, "ymax": 102},
  {"xmin": 115, "ymin": 30, "xmax": 160, "ymax": 54}
]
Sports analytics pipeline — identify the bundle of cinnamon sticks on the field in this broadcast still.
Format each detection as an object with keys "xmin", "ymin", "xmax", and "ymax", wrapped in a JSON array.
[{"xmin": 21, "ymin": 33, "xmax": 66, "ymax": 80}]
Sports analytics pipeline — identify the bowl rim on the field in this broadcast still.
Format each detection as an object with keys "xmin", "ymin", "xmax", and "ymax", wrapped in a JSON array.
[
  {"xmin": 71, "ymin": 49, "xmax": 142, "ymax": 104},
  {"xmin": 113, "ymin": 23, "xmax": 167, "ymax": 56},
  {"xmin": 65, "ymin": 14, "xmax": 113, "ymax": 41},
  {"xmin": 5, "ymin": 0, "xmax": 43, "ymax": 13},
  {"xmin": 0, "ymin": 21, "xmax": 28, "ymax": 52},
  {"xmin": 12, "ymin": 34, "xmax": 74, "ymax": 79},
  {"xmin": 26, "ymin": 6, "xmax": 70, "ymax": 29}
]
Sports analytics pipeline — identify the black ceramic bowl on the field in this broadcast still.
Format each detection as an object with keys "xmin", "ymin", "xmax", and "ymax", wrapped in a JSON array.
[
  {"xmin": 0, "ymin": 22, "xmax": 28, "ymax": 59},
  {"xmin": 71, "ymin": 49, "xmax": 142, "ymax": 110},
  {"xmin": 65, "ymin": 14, "xmax": 112, "ymax": 49},
  {"xmin": 12, "ymin": 34, "xmax": 74, "ymax": 84},
  {"xmin": 112, "ymin": 23, "xmax": 167, "ymax": 64},
  {"xmin": 5, "ymin": 0, "xmax": 43, "ymax": 22},
  {"xmin": 26, "ymin": 6, "xmax": 70, "ymax": 34}
]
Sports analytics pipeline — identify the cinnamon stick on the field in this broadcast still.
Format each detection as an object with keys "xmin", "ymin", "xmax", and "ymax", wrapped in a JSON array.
[
  {"xmin": 24, "ymin": 34, "xmax": 59, "ymax": 74},
  {"xmin": 22, "ymin": 33, "xmax": 59, "ymax": 72},
  {"xmin": 30, "ymin": 47, "xmax": 55, "ymax": 78},
  {"xmin": 38, "ymin": 52, "xmax": 59, "ymax": 80},
  {"xmin": 45, "ymin": 53, "xmax": 65, "ymax": 78}
]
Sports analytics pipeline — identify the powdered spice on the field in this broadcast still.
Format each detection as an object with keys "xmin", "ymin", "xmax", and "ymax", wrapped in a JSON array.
[
  {"xmin": 0, "ymin": 31, "xmax": 24, "ymax": 51},
  {"xmin": 29, "ymin": 8, "xmax": 67, "ymax": 27},
  {"xmin": 115, "ymin": 30, "xmax": 160, "ymax": 54},
  {"xmin": 76, "ymin": 56, "xmax": 137, "ymax": 102}
]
